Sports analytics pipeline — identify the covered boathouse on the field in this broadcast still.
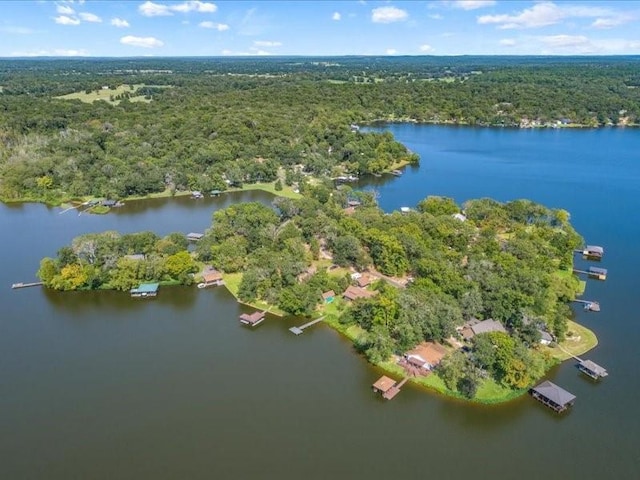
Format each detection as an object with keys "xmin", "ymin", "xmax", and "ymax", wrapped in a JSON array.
[
  {"xmin": 588, "ymin": 266, "xmax": 607, "ymax": 281},
  {"xmin": 582, "ymin": 245, "xmax": 604, "ymax": 259},
  {"xmin": 130, "ymin": 283, "xmax": 159, "ymax": 298},
  {"xmin": 530, "ymin": 380, "xmax": 576, "ymax": 412},
  {"xmin": 578, "ymin": 360, "xmax": 608, "ymax": 380},
  {"xmin": 239, "ymin": 311, "xmax": 266, "ymax": 327},
  {"xmin": 372, "ymin": 376, "xmax": 399, "ymax": 400}
]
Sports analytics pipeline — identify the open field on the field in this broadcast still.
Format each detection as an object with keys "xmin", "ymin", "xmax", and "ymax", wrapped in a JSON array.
[
  {"xmin": 54, "ymin": 84, "xmax": 168, "ymax": 105},
  {"xmin": 545, "ymin": 320, "xmax": 598, "ymax": 361}
]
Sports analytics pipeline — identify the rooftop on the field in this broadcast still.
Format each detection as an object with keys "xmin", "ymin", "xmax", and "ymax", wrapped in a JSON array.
[
  {"xmin": 131, "ymin": 282, "xmax": 159, "ymax": 294},
  {"xmin": 531, "ymin": 380, "xmax": 576, "ymax": 407},
  {"xmin": 372, "ymin": 376, "xmax": 396, "ymax": 393},
  {"xmin": 471, "ymin": 319, "xmax": 506, "ymax": 336}
]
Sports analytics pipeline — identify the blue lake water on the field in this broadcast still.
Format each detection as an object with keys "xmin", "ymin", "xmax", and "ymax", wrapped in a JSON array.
[{"xmin": 1, "ymin": 126, "xmax": 639, "ymax": 479}]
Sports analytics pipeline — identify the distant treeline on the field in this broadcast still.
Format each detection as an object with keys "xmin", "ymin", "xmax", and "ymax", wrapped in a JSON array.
[{"xmin": 1, "ymin": 56, "xmax": 639, "ymax": 203}]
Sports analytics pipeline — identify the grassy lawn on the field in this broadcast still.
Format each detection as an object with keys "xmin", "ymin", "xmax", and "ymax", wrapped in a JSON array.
[
  {"xmin": 55, "ymin": 84, "xmax": 147, "ymax": 105},
  {"xmin": 222, "ymin": 272, "xmax": 286, "ymax": 317},
  {"xmin": 554, "ymin": 268, "xmax": 586, "ymax": 295},
  {"xmin": 545, "ymin": 320, "xmax": 598, "ymax": 361},
  {"xmin": 228, "ymin": 181, "xmax": 302, "ymax": 200}
]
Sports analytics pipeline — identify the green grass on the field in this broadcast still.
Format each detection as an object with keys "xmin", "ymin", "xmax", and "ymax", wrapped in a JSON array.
[
  {"xmin": 222, "ymin": 272, "xmax": 286, "ymax": 317},
  {"xmin": 545, "ymin": 320, "xmax": 598, "ymax": 361},
  {"xmin": 54, "ymin": 84, "xmax": 170, "ymax": 105},
  {"xmin": 228, "ymin": 181, "xmax": 302, "ymax": 199}
]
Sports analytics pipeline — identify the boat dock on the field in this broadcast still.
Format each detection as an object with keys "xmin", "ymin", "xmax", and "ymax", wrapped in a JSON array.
[
  {"xmin": 372, "ymin": 376, "xmax": 409, "ymax": 400},
  {"xmin": 577, "ymin": 359, "xmax": 609, "ymax": 380},
  {"xmin": 573, "ymin": 267, "xmax": 608, "ymax": 281},
  {"xmin": 573, "ymin": 299, "xmax": 601, "ymax": 312},
  {"xmin": 289, "ymin": 316, "xmax": 325, "ymax": 335},
  {"xmin": 530, "ymin": 380, "xmax": 576, "ymax": 413},
  {"xmin": 11, "ymin": 282, "xmax": 44, "ymax": 289},
  {"xmin": 239, "ymin": 310, "xmax": 266, "ymax": 327}
]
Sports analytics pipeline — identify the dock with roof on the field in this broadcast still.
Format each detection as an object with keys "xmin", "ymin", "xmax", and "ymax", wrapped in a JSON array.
[
  {"xmin": 130, "ymin": 282, "xmax": 159, "ymax": 298},
  {"xmin": 577, "ymin": 359, "xmax": 608, "ymax": 380},
  {"xmin": 239, "ymin": 310, "xmax": 266, "ymax": 327},
  {"xmin": 529, "ymin": 380, "xmax": 576, "ymax": 412}
]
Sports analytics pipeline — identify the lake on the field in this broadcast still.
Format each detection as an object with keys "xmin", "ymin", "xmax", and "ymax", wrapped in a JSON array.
[{"xmin": 1, "ymin": 126, "xmax": 639, "ymax": 479}]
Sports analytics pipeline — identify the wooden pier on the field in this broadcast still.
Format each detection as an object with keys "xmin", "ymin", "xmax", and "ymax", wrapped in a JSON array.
[
  {"xmin": 11, "ymin": 282, "xmax": 44, "ymax": 289},
  {"xmin": 573, "ymin": 299, "xmax": 601, "ymax": 312},
  {"xmin": 573, "ymin": 267, "xmax": 607, "ymax": 281},
  {"xmin": 289, "ymin": 316, "xmax": 325, "ymax": 335}
]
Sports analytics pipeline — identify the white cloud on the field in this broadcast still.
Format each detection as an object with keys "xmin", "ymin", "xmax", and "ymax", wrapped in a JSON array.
[
  {"xmin": 540, "ymin": 34, "xmax": 590, "ymax": 49},
  {"xmin": 11, "ymin": 48, "xmax": 89, "ymax": 57},
  {"xmin": 171, "ymin": 1, "xmax": 217, "ymax": 13},
  {"xmin": 199, "ymin": 21, "xmax": 229, "ymax": 31},
  {"xmin": 140, "ymin": 1, "xmax": 217, "ymax": 16},
  {"xmin": 139, "ymin": 1, "xmax": 172, "ymax": 17},
  {"xmin": 429, "ymin": 14, "xmax": 443, "ymax": 20},
  {"xmin": 419, "ymin": 44, "xmax": 434, "ymax": 52},
  {"xmin": 478, "ymin": 2, "xmax": 612, "ymax": 29},
  {"xmin": 54, "ymin": 15, "xmax": 80, "ymax": 25},
  {"xmin": 120, "ymin": 35, "xmax": 164, "ymax": 48},
  {"xmin": 592, "ymin": 14, "xmax": 634, "ymax": 29},
  {"xmin": 499, "ymin": 38, "xmax": 517, "ymax": 46},
  {"xmin": 371, "ymin": 6, "xmax": 408, "ymax": 24},
  {"xmin": 56, "ymin": 4, "xmax": 75, "ymax": 15},
  {"xmin": 222, "ymin": 48, "xmax": 270, "ymax": 56},
  {"xmin": 254, "ymin": 40, "xmax": 282, "ymax": 47},
  {"xmin": 332, "ymin": 12, "xmax": 341, "ymax": 21},
  {"xmin": 111, "ymin": 18, "xmax": 130, "ymax": 28},
  {"xmin": 79, "ymin": 12, "xmax": 102, "ymax": 23},
  {"xmin": 386, "ymin": 48, "xmax": 397, "ymax": 55},
  {"xmin": 452, "ymin": 1, "xmax": 496, "ymax": 10}
]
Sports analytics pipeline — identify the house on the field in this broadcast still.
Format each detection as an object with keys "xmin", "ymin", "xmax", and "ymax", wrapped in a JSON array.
[
  {"xmin": 239, "ymin": 311, "xmax": 266, "ymax": 326},
  {"xmin": 186, "ymin": 232, "xmax": 204, "ymax": 242},
  {"xmin": 539, "ymin": 330, "xmax": 554, "ymax": 345},
  {"xmin": 529, "ymin": 380, "xmax": 576, "ymax": 412},
  {"xmin": 400, "ymin": 207, "xmax": 411, "ymax": 214},
  {"xmin": 343, "ymin": 285, "xmax": 377, "ymax": 301},
  {"xmin": 101, "ymin": 199, "xmax": 118, "ymax": 207},
  {"xmin": 130, "ymin": 282, "xmax": 159, "ymax": 298},
  {"xmin": 452, "ymin": 213, "xmax": 467, "ymax": 222},
  {"xmin": 356, "ymin": 273, "xmax": 374, "ymax": 288},
  {"xmin": 470, "ymin": 319, "xmax": 507, "ymax": 336},
  {"xmin": 347, "ymin": 199, "xmax": 362, "ymax": 207},
  {"xmin": 322, "ymin": 290, "xmax": 335, "ymax": 304},
  {"xmin": 210, "ymin": 190, "xmax": 222, "ymax": 197},
  {"xmin": 405, "ymin": 342, "xmax": 448, "ymax": 370}
]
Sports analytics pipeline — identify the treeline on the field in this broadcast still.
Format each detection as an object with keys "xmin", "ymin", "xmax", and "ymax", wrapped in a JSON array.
[
  {"xmin": 37, "ymin": 230, "xmax": 196, "ymax": 290},
  {"xmin": 2, "ymin": 57, "xmax": 640, "ymax": 204}
]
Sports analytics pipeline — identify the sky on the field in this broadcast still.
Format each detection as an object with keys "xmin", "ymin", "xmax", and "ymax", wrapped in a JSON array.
[{"xmin": 1, "ymin": 0, "xmax": 639, "ymax": 57}]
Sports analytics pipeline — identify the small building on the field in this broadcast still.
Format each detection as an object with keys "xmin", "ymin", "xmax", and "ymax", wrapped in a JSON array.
[
  {"xmin": 210, "ymin": 190, "xmax": 222, "ymax": 196},
  {"xmin": 191, "ymin": 191, "xmax": 203, "ymax": 199},
  {"xmin": 356, "ymin": 273, "xmax": 373, "ymax": 288},
  {"xmin": 186, "ymin": 232, "xmax": 204, "ymax": 242},
  {"xmin": 583, "ymin": 245, "xmax": 604, "ymax": 259},
  {"xmin": 239, "ymin": 311, "xmax": 266, "ymax": 327},
  {"xmin": 347, "ymin": 199, "xmax": 362, "ymax": 207},
  {"xmin": 452, "ymin": 213, "xmax": 467, "ymax": 222},
  {"xmin": 198, "ymin": 270, "xmax": 224, "ymax": 288},
  {"xmin": 400, "ymin": 207, "xmax": 411, "ymax": 214},
  {"xmin": 322, "ymin": 290, "xmax": 335, "ymax": 304},
  {"xmin": 578, "ymin": 359, "xmax": 608, "ymax": 380},
  {"xmin": 405, "ymin": 342, "xmax": 448, "ymax": 371},
  {"xmin": 539, "ymin": 330, "xmax": 554, "ymax": 346},
  {"xmin": 102, "ymin": 199, "xmax": 118, "ymax": 207},
  {"xmin": 588, "ymin": 266, "xmax": 607, "ymax": 281},
  {"xmin": 343, "ymin": 285, "xmax": 377, "ymax": 301},
  {"xmin": 529, "ymin": 380, "xmax": 576, "ymax": 413},
  {"xmin": 130, "ymin": 282, "xmax": 159, "ymax": 298}
]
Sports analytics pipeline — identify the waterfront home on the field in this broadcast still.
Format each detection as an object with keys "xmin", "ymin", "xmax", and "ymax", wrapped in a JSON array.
[
  {"xmin": 539, "ymin": 330, "xmax": 554, "ymax": 346},
  {"xmin": 343, "ymin": 285, "xmax": 377, "ymax": 301},
  {"xmin": 130, "ymin": 282, "xmax": 159, "ymax": 298},
  {"xmin": 101, "ymin": 199, "xmax": 119, "ymax": 207},
  {"xmin": 404, "ymin": 342, "xmax": 448, "ymax": 371},
  {"xmin": 529, "ymin": 381, "xmax": 576, "ymax": 413},
  {"xmin": 452, "ymin": 213, "xmax": 467, "ymax": 222},
  {"xmin": 460, "ymin": 318, "xmax": 506, "ymax": 340}
]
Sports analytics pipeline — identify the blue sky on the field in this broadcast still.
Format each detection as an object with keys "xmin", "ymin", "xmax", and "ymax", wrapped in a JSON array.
[{"xmin": 1, "ymin": 1, "xmax": 639, "ymax": 56}]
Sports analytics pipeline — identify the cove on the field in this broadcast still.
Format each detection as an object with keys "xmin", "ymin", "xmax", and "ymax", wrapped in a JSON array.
[{"xmin": 1, "ymin": 126, "xmax": 639, "ymax": 479}]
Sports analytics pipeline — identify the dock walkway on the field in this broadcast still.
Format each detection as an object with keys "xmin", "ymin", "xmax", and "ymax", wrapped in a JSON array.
[
  {"xmin": 290, "ymin": 316, "xmax": 325, "ymax": 335},
  {"xmin": 11, "ymin": 282, "xmax": 43, "ymax": 289}
]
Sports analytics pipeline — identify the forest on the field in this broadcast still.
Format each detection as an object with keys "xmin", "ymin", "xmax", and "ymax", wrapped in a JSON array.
[
  {"xmin": 2, "ymin": 56, "xmax": 640, "ymax": 204},
  {"xmin": 38, "ymin": 189, "xmax": 584, "ymax": 399}
]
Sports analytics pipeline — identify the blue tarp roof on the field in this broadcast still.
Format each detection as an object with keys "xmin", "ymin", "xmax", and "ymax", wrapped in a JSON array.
[{"xmin": 131, "ymin": 283, "xmax": 159, "ymax": 293}]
